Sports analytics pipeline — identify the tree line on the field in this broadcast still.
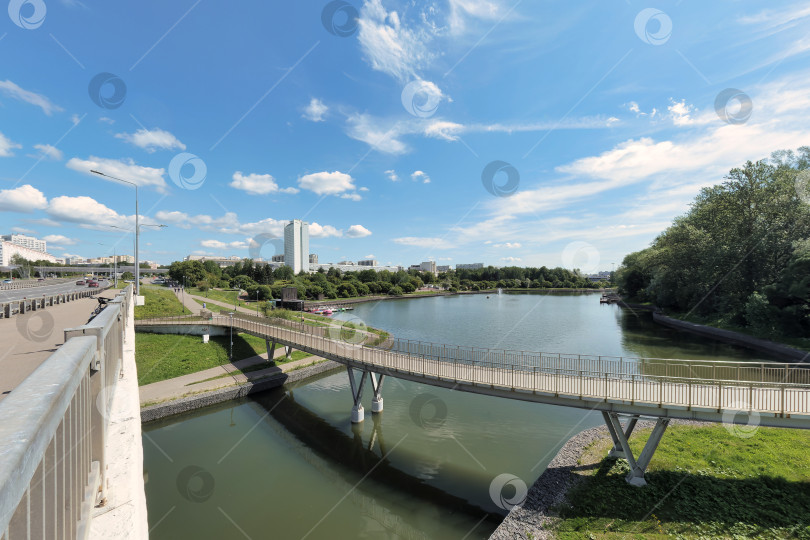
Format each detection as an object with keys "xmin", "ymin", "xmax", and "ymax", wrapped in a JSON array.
[
  {"xmin": 615, "ymin": 147, "xmax": 810, "ymax": 338},
  {"xmin": 167, "ymin": 258, "xmax": 610, "ymax": 302}
]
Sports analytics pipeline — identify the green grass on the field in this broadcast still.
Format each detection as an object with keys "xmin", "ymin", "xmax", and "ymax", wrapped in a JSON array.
[
  {"xmin": 553, "ymin": 424, "xmax": 810, "ymax": 538},
  {"xmin": 676, "ymin": 312, "xmax": 810, "ymax": 352},
  {"xmin": 135, "ymin": 331, "xmax": 273, "ymax": 385},
  {"xmin": 134, "ymin": 286, "xmax": 191, "ymax": 319},
  {"xmin": 186, "ymin": 350, "xmax": 314, "ymax": 385},
  {"xmin": 189, "ymin": 287, "xmax": 249, "ymax": 308}
]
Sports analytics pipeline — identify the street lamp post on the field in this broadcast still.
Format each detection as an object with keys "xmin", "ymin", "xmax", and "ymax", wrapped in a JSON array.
[
  {"xmin": 91, "ymin": 170, "xmax": 140, "ymax": 296},
  {"xmin": 108, "ymin": 223, "xmax": 166, "ymax": 292}
]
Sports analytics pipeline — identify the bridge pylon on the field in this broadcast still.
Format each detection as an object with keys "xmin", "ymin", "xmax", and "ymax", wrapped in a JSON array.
[
  {"xmin": 602, "ymin": 412, "xmax": 669, "ymax": 487},
  {"xmin": 346, "ymin": 367, "xmax": 385, "ymax": 423}
]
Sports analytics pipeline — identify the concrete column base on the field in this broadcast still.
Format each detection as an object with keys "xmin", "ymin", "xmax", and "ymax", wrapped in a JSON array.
[
  {"xmin": 371, "ymin": 396, "xmax": 383, "ymax": 413},
  {"xmin": 351, "ymin": 404, "xmax": 365, "ymax": 423}
]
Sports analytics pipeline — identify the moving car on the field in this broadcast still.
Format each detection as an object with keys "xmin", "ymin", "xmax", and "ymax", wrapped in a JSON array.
[
  {"xmin": 88, "ymin": 281, "xmax": 99, "ymax": 288},
  {"xmin": 76, "ymin": 280, "xmax": 86, "ymax": 285},
  {"xmin": 2, "ymin": 279, "xmax": 12, "ymax": 283}
]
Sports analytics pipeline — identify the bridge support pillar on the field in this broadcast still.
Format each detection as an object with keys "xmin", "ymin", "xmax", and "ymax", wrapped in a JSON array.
[
  {"xmin": 603, "ymin": 412, "xmax": 639, "ymax": 459},
  {"xmin": 604, "ymin": 412, "xmax": 669, "ymax": 487},
  {"xmin": 266, "ymin": 339, "xmax": 276, "ymax": 359},
  {"xmin": 285, "ymin": 345, "xmax": 292, "ymax": 359},
  {"xmin": 370, "ymin": 373, "xmax": 384, "ymax": 414},
  {"xmin": 347, "ymin": 367, "xmax": 368, "ymax": 423}
]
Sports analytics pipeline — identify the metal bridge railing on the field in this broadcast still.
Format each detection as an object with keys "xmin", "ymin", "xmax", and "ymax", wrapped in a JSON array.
[
  {"xmin": 135, "ymin": 313, "xmax": 810, "ymax": 416},
  {"xmin": 0, "ymin": 285, "xmax": 133, "ymax": 539}
]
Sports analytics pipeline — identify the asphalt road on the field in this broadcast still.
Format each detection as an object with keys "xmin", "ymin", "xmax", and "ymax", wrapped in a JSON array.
[{"xmin": 0, "ymin": 279, "xmax": 111, "ymax": 303}]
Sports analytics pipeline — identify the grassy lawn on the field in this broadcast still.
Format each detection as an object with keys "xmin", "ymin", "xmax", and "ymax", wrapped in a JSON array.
[
  {"xmin": 553, "ymin": 424, "xmax": 810, "ymax": 538},
  {"xmin": 135, "ymin": 331, "xmax": 279, "ymax": 385},
  {"xmin": 134, "ymin": 286, "xmax": 191, "ymax": 319},
  {"xmin": 189, "ymin": 287, "xmax": 249, "ymax": 308},
  {"xmin": 676, "ymin": 312, "xmax": 810, "ymax": 352}
]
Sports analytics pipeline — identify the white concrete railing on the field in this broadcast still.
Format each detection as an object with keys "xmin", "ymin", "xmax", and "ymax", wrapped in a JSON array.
[
  {"xmin": 0, "ymin": 285, "xmax": 132, "ymax": 539},
  {"xmin": 0, "ymin": 278, "xmax": 76, "ymax": 291},
  {"xmin": 0, "ymin": 289, "xmax": 105, "ymax": 319},
  {"xmin": 137, "ymin": 313, "xmax": 810, "ymax": 420}
]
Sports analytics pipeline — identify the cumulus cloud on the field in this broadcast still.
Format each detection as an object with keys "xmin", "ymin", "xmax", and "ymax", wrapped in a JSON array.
[
  {"xmin": 346, "ymin": 224, "xmax": 372, "ymax": 238},
  {"xmin": 42, "ymin": 234, "xmax": 76, "ymax": 246},
  {"xmin": 494, "ymin": 242, "xmax": 521, "ymax": 248},
  {"xmin": 303, "ymin": 98, "xmax": 328, "ymax": 122},
  {"xmin": 411, "ymin": 170, "xmax": 430, "ymax": 183},
  {"xmin": 0, "ymin": 185, "xmax": 48, "ymax": 212},
  {"xmin": 47, "ymin": 196, "xmax": 130, "ymax": 228},
  {"xmin": 66, "ymin": 156, "xmax": 168, "ymax": 193},
  {"xmin": 230, "ymin": 171, "xmax": 299, "ymax": 195},
  {"xmin": 385, "ymin": 169, "xmax": 400, "ymax": 182},
  {"xmin": 201, "ymin": 239, "xmax": 248, "ymax": 250},
  {"xmin": 0, "ymin": 132, "xmax": 22, "ymax": 157},
  {"xmin": 393, "ymin": 236, "xmax": 454, "ymax": 249},
  {"xmin": 501, "ymin": 256, "xmax": 522, "ymax": 262},
  {"xmin": 309, "ymin": 223, "xmax": 342, "ymax": 238},
  {"xmin": 115, "ymin": 128, "xmax": 186, "ymax": 153},
  {"xmin": 298, "ymin": 171, "xmax": 358, "ymax": 196},
  {"xmin": 0, "ymin": 80, "xmax": 63, "ymax": 116},
  {"xmin": 29, "ymin": 144, "xmax": 63, "ymax": 161}
]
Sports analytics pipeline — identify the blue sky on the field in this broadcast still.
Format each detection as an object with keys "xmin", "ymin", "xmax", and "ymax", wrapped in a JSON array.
[{"xmin": 0, "ymin": 1, "xmax": 808, "ymax": 271}]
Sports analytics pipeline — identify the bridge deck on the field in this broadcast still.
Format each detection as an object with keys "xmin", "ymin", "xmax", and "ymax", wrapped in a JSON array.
[{"xmin": 135, "ymin": 315, "xmax": 810, "ymax": 429}]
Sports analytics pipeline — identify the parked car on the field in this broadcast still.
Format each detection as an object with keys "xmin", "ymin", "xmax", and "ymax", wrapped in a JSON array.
[
  {"xmin": 76, "ymin": 280, "xmax": 86, "ymax": 285},
  {"xmin": 37, "ymin": 278, "xmax": 45, "ymax": 282}
]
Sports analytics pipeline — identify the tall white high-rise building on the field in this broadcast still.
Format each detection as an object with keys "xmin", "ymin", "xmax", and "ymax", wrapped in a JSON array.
[
  {"xmin": 284, "ymin": 220, "xmax": 309, "ymax": 274},
  {"xmin": 1, "ymin": 234, "xmax": 46, "ymax": 253}
]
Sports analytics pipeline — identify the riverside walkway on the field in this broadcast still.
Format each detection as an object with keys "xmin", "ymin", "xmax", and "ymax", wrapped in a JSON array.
[{"xmin": 136, "ymin": 312, "xmax": 810, "ymax": 485}]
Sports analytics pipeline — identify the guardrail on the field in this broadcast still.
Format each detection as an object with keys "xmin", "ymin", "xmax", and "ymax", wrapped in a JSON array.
[
  {"xmin": 135, "ymin": 313, "xmax": 810, "ymax": 417},
  {"xmin": 0, "ymin": 278, "xmax": 75, "ymax": 291},
  {"xmin": 0, "ymin": 286, "xmax": 108, "ymax": 319},
  {"xmin": 0, "ymin": 285, "xmax": 132, "ymax": 539}
]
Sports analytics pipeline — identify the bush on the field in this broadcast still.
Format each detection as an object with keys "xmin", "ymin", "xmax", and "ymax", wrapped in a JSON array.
[
  {"xmin": 196, "ymin": 280, "xmax": 211, "ymax": 292},
  {"xmin": 389, "ymin": 285, "xmax": 404, "ymax": 296}
]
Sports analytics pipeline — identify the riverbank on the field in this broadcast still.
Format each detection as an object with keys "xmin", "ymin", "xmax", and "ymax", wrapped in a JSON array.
[
  {"xmin": 140, "ymin": 359, "xmax": 342, "ymax": 422},
  {"xmin": 491, "ymin": 419, "xmax": 810, "ymax": 538}
]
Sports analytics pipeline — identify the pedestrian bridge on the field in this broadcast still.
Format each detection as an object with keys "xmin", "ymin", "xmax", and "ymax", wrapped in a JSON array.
[{"xmin": 136, "ymin": 313, "xmax": 810, "ymax": 486}]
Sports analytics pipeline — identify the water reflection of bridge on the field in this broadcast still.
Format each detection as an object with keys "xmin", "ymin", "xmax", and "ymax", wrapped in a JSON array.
[{"xmin": 137, "ymin": 314, "xmax": 810, "ymax": 486}]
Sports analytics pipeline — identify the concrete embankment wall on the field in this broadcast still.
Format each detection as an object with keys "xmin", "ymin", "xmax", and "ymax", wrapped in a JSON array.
[
  {"xmin": 653, "ymin": 312, "xmax": 809, "ymax": 362},
  {"xmin": 141, "ymin": 360, "xmax": 343, "ymax": 422}
]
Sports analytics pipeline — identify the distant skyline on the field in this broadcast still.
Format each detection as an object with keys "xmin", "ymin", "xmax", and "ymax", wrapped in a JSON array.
[{"xmin": 1, "ymin": 2, "xmax": 809, "ymax": 272}]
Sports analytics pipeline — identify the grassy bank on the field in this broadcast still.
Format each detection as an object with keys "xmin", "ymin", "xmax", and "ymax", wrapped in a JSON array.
[
  {"xmin": 134, "ymin": 285, "xmax": 191, "ymax": 319},
  {"xmin": 552, "ymin": 424, "xmax": 810, "ymax": 538},
  {"xmin": 135, "ymin": 331, "xmax": 308, "ymax": 385},
  {"xmin": 677, "ymin": 312, "xmax": 810, "ymax": 353},
  {"xmin": 189, "ymin": 287, "xmax": 248, "ymax": 308}
]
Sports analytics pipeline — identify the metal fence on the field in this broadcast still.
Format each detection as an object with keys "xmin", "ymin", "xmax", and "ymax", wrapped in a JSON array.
[
  {"xmin": 135, "ymin": 313, "xmax": 810, "ymax": 416},
  {"xmin": 0, "ymin": 285, "xmax": 132, "ymax": 539}
]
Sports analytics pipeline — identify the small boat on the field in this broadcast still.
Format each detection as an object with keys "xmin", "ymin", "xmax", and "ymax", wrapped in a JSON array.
[{"xmin": 322, "ymin": 309, "xmax": 333, "ymax": 315}]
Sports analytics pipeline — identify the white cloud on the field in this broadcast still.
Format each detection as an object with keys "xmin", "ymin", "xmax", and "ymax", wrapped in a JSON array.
[
  {"xmin": 0, "ymin": 185, "xmax": 48, "ymax": 213},
  {"xmin": 346, "ymin": 113, "xmax": 410, "ymax": 154},
  {"xmin": 411, "ymin": 170, "xmax": 430, "ymax": 183},
  {"xmin": 229, "ymin": 171, "xmax": 299, "ymax": 195},
  {"xmin": 385, "ymin": 169, "xmax": 399, "ymax": 182},
  {"xmin": 303, "ymin": 98, "xmax": 328, "ymax": 122},
  {"xmin": 364, "ymin": 254, "xmax": 376, "ymax": 259},
  {"xmin": 667, "ymin": 99, "xmax": 696, "ymax": 126},
  {"xmin": 346, "ymin": 224, "xmax": 372, "ymax": 238},
  {"xmin": 201, "ymin": 239, "xmax": 248, "ymax": 250},
  {"xmin": 66, "ymin": 156, "xmax": 168, "ymax": 193},
  {"xmin": 47, "ymin": 195, "xmax": 130, "ymax": 228},
  {"xmin": 341, "ymin": 193, "xmax": 363, "ymax": 201},
  {"xmin": 12, "ymin": 227, "xmax": 36, "ymax": 234},
  {"xmin": 0, "ymin": 132, "xmax": 22, "ymax": 157},
  {"xmin": 99, "ymin": 117, "xmax": 115, "ymax": 125},
  {"xmin": 393, "ymin": 237, "xmax": 454, "ymax": 249},
  {"xmin": 309, "ymin": 223, "xmax": 342, "ymax": 238},
  {"xmin": 494, "ymin": 242, "xmax": 521, "ymax": 248},
  {"xmin": 115, "ymin": 128, "xmax": 186, "ymax": 153},
  {"xmin": 0, "ymin": 80, "xmax": 63, "ymax": 116},
  {"xmin": 42, "ymin": 234, "xmax": 76, "ymax": 246},
  {"xmin": 70, "ymin": 114, "xmax": 81, "ymax": 126},
  {"xmin": 29, "ymin": 144, "xmax": 63, "ymax": 161},
  {"xmin": 298, "ymin": 171, "xmax": 357, "ymax": 196},
  {"xmin": 501, "ymin": 256, "xmax": 522, "ymax": 263}
]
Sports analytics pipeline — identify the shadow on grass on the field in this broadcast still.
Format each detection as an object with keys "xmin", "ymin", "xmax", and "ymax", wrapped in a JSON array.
[{"xmin": 556, "ymin": 457, "xmax": 810, "ymax": 536}]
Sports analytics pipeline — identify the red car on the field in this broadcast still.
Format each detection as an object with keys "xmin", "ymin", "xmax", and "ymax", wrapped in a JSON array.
[
  {"xmin": 88, "ymin": 281, "xmax": 99, "ymax": 288},
  {"xmin": 76, "ymin": 280, "xmax": 86, "ymax": 285}
]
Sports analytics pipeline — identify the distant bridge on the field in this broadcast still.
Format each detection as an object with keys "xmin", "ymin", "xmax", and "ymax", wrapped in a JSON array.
[
  {"xmin": 136, "ymin": 313, "xmax": 810, "ymax": 486},
  {"xmin": 37, "ymin": 266, "xmax": 168, "ymax": 275}
]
